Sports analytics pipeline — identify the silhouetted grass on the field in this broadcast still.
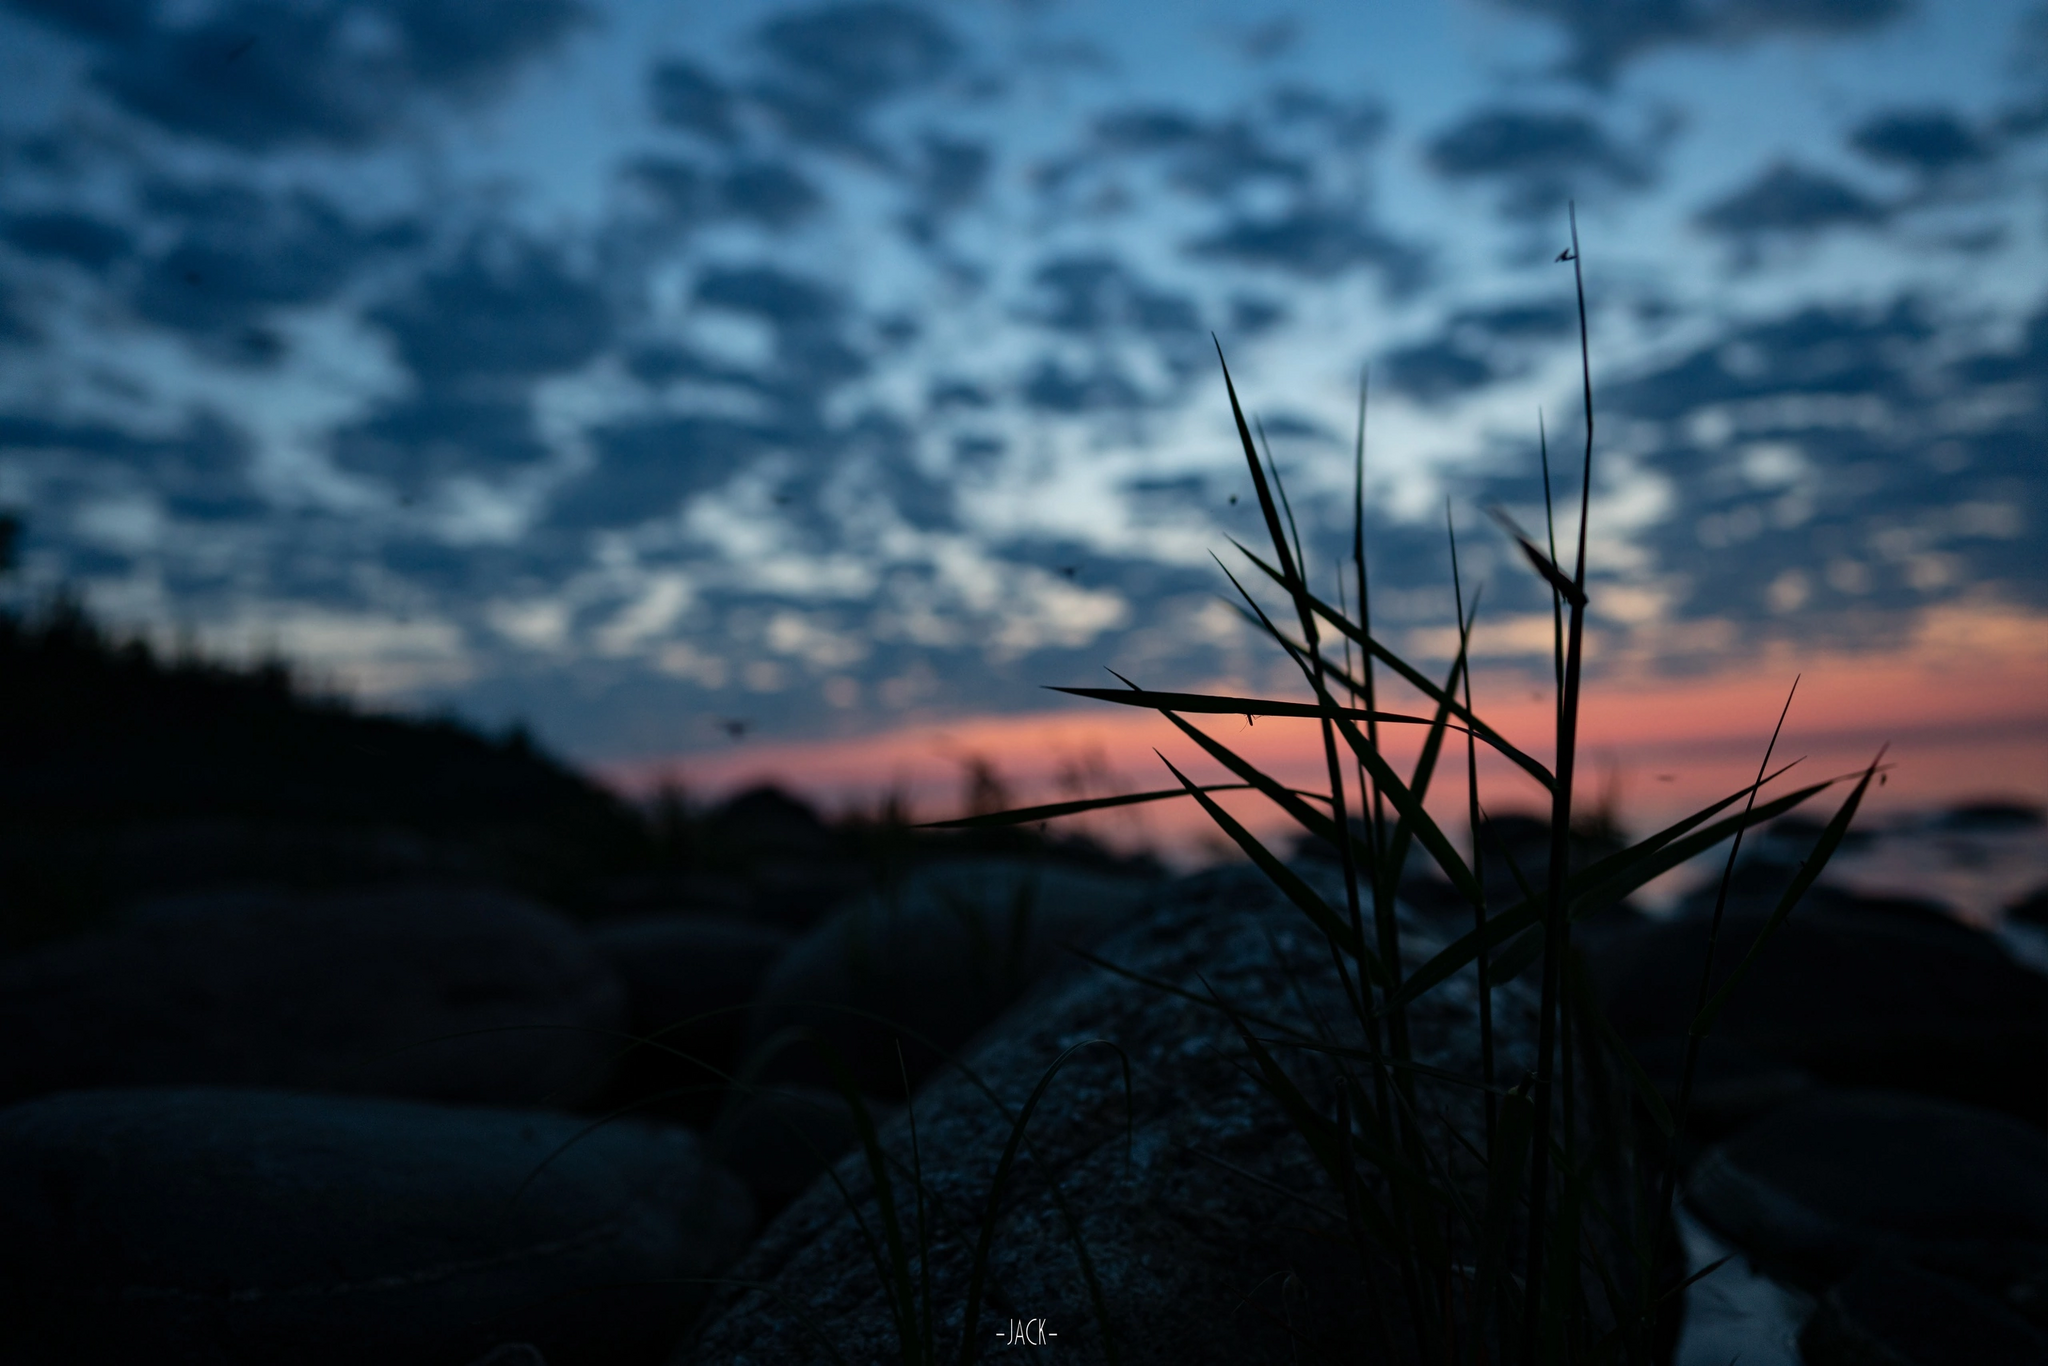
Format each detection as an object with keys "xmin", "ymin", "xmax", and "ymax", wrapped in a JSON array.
[{"xmin": 941, "ymin": 209, "xmax": 1879, "ymax": 1363}]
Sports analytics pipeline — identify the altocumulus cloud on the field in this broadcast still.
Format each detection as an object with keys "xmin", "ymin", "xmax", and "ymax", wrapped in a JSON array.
[
  {"xmin": 1480, "ymin": 0, "xmax": 1910, "ymax": 87},
  {"xmin": 6, "ymin": 0, "xmax": 586, "ymax": 149},
  {"xmin": 0, "ymin": 0, "xmax": 2041, "ymax": 760}
]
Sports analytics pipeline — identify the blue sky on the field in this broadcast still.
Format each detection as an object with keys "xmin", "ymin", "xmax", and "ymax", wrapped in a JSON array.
[{"xmin": 0, "ymin": 0, "xmax": 2043, "ymax": 770}]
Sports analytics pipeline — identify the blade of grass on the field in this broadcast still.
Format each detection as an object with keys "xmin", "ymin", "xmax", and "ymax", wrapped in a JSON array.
[
  {"xmin": 1382, "ymin": 771, "xmax": 1831, "ymax": 1016},
  {"xmin": 1156, "ymin": 750, "xmax": 1374, "ymax": 969},
  {"xmin": 1475, "ymin": 1077, "xmax": 1535, "ymax": 1353},
  {"xmin": 1102, "ymin": 670, "xmax": 1367, "ymax": 861},
  {"xmin": 818, "ymin": 1042, "xmax": 922, "ymax": 1364},
  {"xmin": 917, "ymin": 782, "xmax": 1270, "ymax": 829},
  {"xmin": 1523, "ymin": 203, "xmax": 1600, "ymax": 1366},
  {"xmin": 1214, "ymin": 557, "xmax": 1488, "ymax": 909},
  {"xmin": 1450, "ymin": 502, "xmax": 1498, "ymax": 1158},
  {"xmin": 1650, "ymin": 676, "xmax": 1800, "ymax": 1338},
  {"xmin": 1690, "ymin": 749, "xmax": 1883, "ymax": 1037},
  {"xmin": 1233, "ymin": 542, "xmax": 1556, "ymax": 795},
  {"xmin": 1564, "ymin": 954, "xmax": 1674, "ymax": 1139},
  {"xmin": 1240, "ymin": 357, "xmax": 1382, "ymax": 1114},
  {"xmin": 1202, "ymin": 986, "xmax": 1429, "ymax": 1235},
  {"xmin": 1049, "ymin": 686, "xmax": 1442, "ymax": 730},
  {"xmin": 1377, "ymin": 587, "xmax": 1479, "ymax": 915},
  {"xmin": 958, "ymin": 1038, "xmax": 1132, "ymax": 1366},
  {"xmin": 1486, "ymin": 506, "xmax": 1585, "ymax": 609}
]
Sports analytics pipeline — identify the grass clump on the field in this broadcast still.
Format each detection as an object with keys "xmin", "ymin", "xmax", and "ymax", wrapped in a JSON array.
[{"xmin": 942, "ymin": 210, "xmax": 1879, "ymax": 1364}]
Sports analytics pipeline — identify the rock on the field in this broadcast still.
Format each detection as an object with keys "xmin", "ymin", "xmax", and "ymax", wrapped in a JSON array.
[
  {"xmin": 0, "ymin": 1086, "xmax": 753, "ymax": 1366},
  {"xmin": 1590, "ymin": 899, "xmax": 2048, "ymax": 1125},
  {"xmin": 1622, "ymin": 1035, "xmax": 1814, "ymax": 1147},
  {"xmin": 0, "ymin": 884, "xmax": 625, "ymax": 1109},
  {"xmin": 589, "ymin": 871, "xmax": 756, "ymax": 920},
  {"xmin": 708, "ymin": 787, "xmax": 837, "ymax": 864},
  {"xmin": 742, "ymin": 858, "xmax": 1155, "ymax": 1097},
  {"xmin": 589, "ymin": 915, "xmax": 794, "ymax": 1125},
  {"xmin": 685, "ymin": 866, "xmax": 1661, "ymax": 1365},
  {"xmin": 1936, "ymin": 802, "xmax": 2045, "ymax": 834},
  {"xmin": 709, "ymin": 1084, "xmax": 898, "ymax": 1217},
  {"xmin": 1687, "ymin": 1090, "xmax": 2048, "ymax": 1321},
  {"xmin": 1362, "ymin": 812, "xmax": 1647, "ymax": 957},
  {"xmin": 1799, "ymin": 1257, "xmax": 2048, "ymax": 1366},
  {"xmin": 467, "ymin": 1347, "xmax": 549, "ymax": 1366},
  {"xmin": 696, "ymin": 788, "xmax": 871, "ymax": 932}
]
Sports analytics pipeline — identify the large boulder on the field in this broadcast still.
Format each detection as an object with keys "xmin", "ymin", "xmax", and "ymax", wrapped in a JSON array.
[
  {"xmin": 1687, "ymin": 1090, "xmax": 2048, "ymax": 1323},
  {"xmin": 589, "ymin": 915, "xmax": 794, "ymax": 1124},
  {"xmin": 0, "ymin": 884, "xmax": 625, "ymax": 1109},
  {"xmin": 709, "ymin": 1084, "xmax": 900, "ymax": 1217},
  {"xmin": 1799, "ymin": 1257, "xmax": 2048, "ymax": 1366},
  {"xmin": 1589, "ymin": 897, "xmax": 2048, "ymax": 1127},
  {"xmin": 684, "ymin": 867, "xmax": 1641, "ymax": 1366},
  {"xmin": 742, "ymin": 858, "xmax": 1155, "ymax": 1097},
  {"xmin": 0, "ymin": 1087, "xmax": 753, "ymax": 1365}
]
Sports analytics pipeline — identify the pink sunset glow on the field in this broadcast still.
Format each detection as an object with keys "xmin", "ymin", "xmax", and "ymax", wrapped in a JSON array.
[{"xmin": 604, "ymin": 599, "xmax": 2048, "ymax": 878}]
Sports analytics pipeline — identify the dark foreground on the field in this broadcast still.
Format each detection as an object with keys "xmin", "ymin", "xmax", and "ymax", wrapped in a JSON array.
[{"xmin": 1, "ymin": 612, "xmax": 2044, "ymax": 1364}]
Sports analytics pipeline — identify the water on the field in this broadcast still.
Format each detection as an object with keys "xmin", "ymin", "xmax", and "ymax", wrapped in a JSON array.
[{"xmin": 1675, "ymin": 1211, "xmax": 1812, "ymax": 1366}]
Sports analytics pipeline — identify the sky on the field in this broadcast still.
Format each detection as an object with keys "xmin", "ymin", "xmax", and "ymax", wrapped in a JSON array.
[{"xmin": 0, "ymin": 0, "xmax": 2044, "ymax": 833}]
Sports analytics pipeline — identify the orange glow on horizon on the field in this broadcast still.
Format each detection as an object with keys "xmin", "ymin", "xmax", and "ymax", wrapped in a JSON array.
[{"xmin": 599, "ymin": 615, "xmax": 2048, "ymax": 874}]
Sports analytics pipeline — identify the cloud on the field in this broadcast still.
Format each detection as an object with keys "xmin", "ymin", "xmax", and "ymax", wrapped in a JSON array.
[
  {"xmin": 8, "ymin": 0, "xmax": 586, "ymax": 150},
  {"xmin": 747, "ymin": 2, "xmax": 958, "ymax": 159},
  {"xmin": 722, "ymin": 162, "xmax": 824, "ymax": 228},
  {"xmin": 1481, "ymin": 0, "xmax": 1909, "ymax": 86},
  {"xmin": 1556, "ymin": 294, "xmax": 2048, "ymax": 635},
  {"xmin": 1235, "ymin": 16, "xmax": 1302, "ymax": 64},
  {"xmin": 1695, "ymin": 161, "xmax": 1886, "ymax": 239},
  {"xmin": 1028, "ymin": 91, "xmax": 1413, "ymax": 297},
  {"xmin": 1040, "ymin": 91, "xmax": 1384, "ymax": 215},
  {"xmin": 757, "ymin": 3, "xmax": 957, "ymax": 104},
  {"xmin": 1382, "ymin": 339, "xmax": 1497, "ymax": 404},
  {"xmin": 1189, "ymin": 206, "xmax": 1426, "ymax": 289},
  {"xmin": 1424, "ymin": 107, "xmax": 1654, "ymax": 213},
  {"xmin": 129, "ymin": 182, "xmax": 406, "ymax": 348},
  {"xmin": 332, "ymin": 234, "xmax": 608, "ymax": 493},
  {"xmin": 1229, "ymin": 296, "xmax": 1288, "ymax": 335},
  {"xmin": 1377, "ymin": 295, "xmax": 1580, "ymax": 404},
  {"xmin": 0, "ymin": 409, "xmax": 262, "ymax": 524},
  {"xmin": 695, "ymin": 264, "xmax": 838, "ymax": 329},
  {"xmin": 1025, "ymin": 255, "xmax": 1200, "ymax": 339},
  {"xmin": 532, "ymin": 262, "xmax": 887, "ymax": 532},
  {"xmin": 1, "ymin": 210, "xmax": 133, "ymax": 272},
  {"xmin": 548, "ymin": 415, "xmax": 787, "ymax": 527},
  {"xmin": 694, "ymin": 265, "xmax": 866, "ymax": 391},
  {"xmin": 0, "ymin": 280, "xmax": 31, "ymax": 343},
  {"xmin": 907, "ymin": 134, "xmax": 989, "ymax": 231},
  {"xmin": 329, "ymin": 391, "xmax": 551, "ymax": 490},
  {"xmin": 371, "ymin": 235, "xmax": 610, "ymax": 384},
  {"xmin": 649, "ymin": 59, "xmax": 738, "ymax": 142},
  {"xmin": 1848, "ymin": 108, "xmax": 1991, "ymax": 175},
  {"xmin": 927, "ymin": 378, "xmax": 991, "ymax": 409},
  {"xmin": 622, "ymin": 156, "xmax": 828, "ymax": 233},
  {"xmin": 7, "ymin": 0, "xmax": 151, "ymax": 42},
  {"xmin": 627, "ymin": 342, "xmax": 773, "ymax": 392},
  {"xmin": 1020, "ymin": 358, "xmax": 1146, "ymax": 413},
  {"xmin": 1451, "ymin": 299, "xmax": 1578, "ymax": 340},
  {"xmin": 1266, "ymin": 86, "xmax": 1389, "ymax": 148},
  {"xmin": 623, "ymin": 158, "xmax": 714, "ymax": 224},
  {"xmin": 1093, "ymin": 106, "xmax": 1311, "ymax": 200}
]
